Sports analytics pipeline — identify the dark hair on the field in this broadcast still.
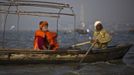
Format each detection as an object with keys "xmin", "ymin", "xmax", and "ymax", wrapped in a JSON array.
[{"xmin": 39, "ymin": 21, "xmax": 44, "ymax": 25}]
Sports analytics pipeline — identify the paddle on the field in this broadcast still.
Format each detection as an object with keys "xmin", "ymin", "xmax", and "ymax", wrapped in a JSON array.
[
  {"xmin": 72, "ymin": 41, "xmax": 91, "ymax": 47},
  {"xmin": 74, "ymin": 41, "xmax": 96, "ymax": 70},
  {"xmin": 79, "ymin": 42, "xmax": 96, "ymax": 63},
  {"xmin": 72, "ymin": 36, "xmax": 92, "ymax": 47}
]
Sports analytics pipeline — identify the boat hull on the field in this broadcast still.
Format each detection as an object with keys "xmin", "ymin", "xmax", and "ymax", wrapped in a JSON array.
[{"xmin": 0, "ymin": 44, "xmax": 133, "ymax": 64}]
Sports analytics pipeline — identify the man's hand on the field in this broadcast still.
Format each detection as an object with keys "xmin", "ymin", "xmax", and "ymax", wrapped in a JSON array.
[{"xmin": 91, "ymin": 39, "xmax": 99, "ymax": 43}]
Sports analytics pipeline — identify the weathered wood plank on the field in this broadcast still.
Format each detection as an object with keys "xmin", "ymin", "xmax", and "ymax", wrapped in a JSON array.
[{"xmin": 0, "ymin": 44, "xmax": 132, "ymax": 64}]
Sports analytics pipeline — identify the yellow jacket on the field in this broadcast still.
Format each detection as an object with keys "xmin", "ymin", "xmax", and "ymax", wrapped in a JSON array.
[{"xmin": 93, "ymin": 29, "xmax": 112, "ymax": 48}]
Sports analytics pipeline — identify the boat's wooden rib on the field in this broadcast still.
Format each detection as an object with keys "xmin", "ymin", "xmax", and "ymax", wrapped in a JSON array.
[
  {"xmin": 0, "ymin": 1, "xmax": 70, "ymax": 9},
  {"xmin": 0, "ymin": 0, "xmax": 74, "ymax": 17},
  {"xmin": 0, "ymin": 44, "xmax": 133, "ymax": 64},
  {"xmin": 0, "ymin": 10, "xmax": 75, "ymax": 17},
  {"xmin": 0, "ymin": 11, "xmax": 59, "ymax": 18},
  {"xmin": 3, "ymin": 0, "xmax": 68, "ymax": 6}
]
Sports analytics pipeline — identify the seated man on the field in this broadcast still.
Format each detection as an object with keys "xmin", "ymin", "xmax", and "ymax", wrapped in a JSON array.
[
  {"xmin": 34, "ymin": 21, "xmax": 59, "ymax": 51},
  {"xmin": 91, "ymin": 21, "xmax": 112, "ymax": 49}
]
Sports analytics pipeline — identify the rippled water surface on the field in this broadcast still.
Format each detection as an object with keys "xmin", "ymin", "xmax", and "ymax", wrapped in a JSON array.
[{"xmin": 0, "ymin": 31, "xmax": 134, "ymax": 75}]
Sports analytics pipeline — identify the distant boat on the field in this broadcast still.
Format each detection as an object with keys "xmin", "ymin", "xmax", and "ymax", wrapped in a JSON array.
[
  {"xmin": 128, "ymin": 29, "xmax": 134, "ymax": 33},
  {"xmin": 75, "ymin": 28, "xmax": 88, "ymax": 34},
  {"xmin": 75, "ymin": 4, "xmax": 89, "ymax": 34}
]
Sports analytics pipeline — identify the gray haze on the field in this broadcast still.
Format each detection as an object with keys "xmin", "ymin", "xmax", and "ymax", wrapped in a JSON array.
[{"xmin": 0, "ymin": 0, "xmax": 134, "ymax": 31}]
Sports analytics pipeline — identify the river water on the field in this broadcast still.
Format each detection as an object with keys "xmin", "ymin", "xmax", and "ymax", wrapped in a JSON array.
[{"xmin": 0, "ymin": 31, "xmax": 134, "ymax": 75}]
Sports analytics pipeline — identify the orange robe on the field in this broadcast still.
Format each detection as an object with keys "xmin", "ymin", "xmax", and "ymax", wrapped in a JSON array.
[
  {"xmin": 34, "ymin": 30, "xmax": 59, "ymax": 51},
  {"xmin": 34, "ymin": 30, "xmax": 46, "ymax": 50},
  {"xmin": 45, "ymin": 31, "xmax": 59, "ymax": 51}
]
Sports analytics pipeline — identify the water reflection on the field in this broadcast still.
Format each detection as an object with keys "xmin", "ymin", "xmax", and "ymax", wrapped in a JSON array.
[{"xmin": 0, "ymin": 62, "xmax": 134, "ymax": 75}]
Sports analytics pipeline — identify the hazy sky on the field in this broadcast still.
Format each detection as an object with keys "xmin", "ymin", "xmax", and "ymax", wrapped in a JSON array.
[{"xmin": 0, "ymin": 0, "xmax": 134, "ymax": 31}]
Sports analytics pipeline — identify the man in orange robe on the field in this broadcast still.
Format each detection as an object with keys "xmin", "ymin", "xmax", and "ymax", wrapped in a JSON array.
[{"xmin": 34, "ymin": 21, "xmax": 59, "ymax": 51}]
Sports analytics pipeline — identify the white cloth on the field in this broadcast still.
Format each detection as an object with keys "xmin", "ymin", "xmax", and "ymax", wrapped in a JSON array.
[{"xmin": 94, "ymin": 21, "xmax": 102, "ymax": 27}]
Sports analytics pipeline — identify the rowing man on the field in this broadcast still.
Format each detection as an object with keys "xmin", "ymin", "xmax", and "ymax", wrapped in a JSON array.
[{"xmin": 91, "ymin": 21, "xmax": 112, "ymax": 49}]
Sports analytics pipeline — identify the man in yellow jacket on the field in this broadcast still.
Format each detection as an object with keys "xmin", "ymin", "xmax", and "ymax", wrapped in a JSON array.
[{"xmin": 92, "ymin": 21, "xmax": 112, "ymax": 49}]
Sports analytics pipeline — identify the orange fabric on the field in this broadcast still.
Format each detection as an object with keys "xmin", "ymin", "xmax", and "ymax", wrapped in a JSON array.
[
  {"xmin": 34, "ymin": 38, "xmax": 39, "ymax": 50},
  {"xmin": 34, "ymin": 30, "xmax": 46, "ymax": 50},
  {"xmin": 45, "ymin": 31, "xmax": 59, "ymax": 51},
  {"xmin": 35, "ymin": 30, "xmax": 45, "ymax": 38},
  {"xmin": 34, "ymin": 30, "xmax": 59, "ymax": 51}
]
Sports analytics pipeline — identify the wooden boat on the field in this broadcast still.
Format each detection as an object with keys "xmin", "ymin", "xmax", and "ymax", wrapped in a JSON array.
[
  {"xmin": 0, "ymin": 44, "xmax": 133, "ymax": 64},
  {"xmin": 0, "ymin": 1, "xmax": 133, "ymax": 64}
]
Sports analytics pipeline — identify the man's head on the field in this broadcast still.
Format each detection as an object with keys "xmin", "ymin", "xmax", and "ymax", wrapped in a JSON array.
[
  {"xmin": 94, "ymin": 21, "xmax": 103, "ymax": 31},
  {"xmin": 39, "ymin": 21, "xmax": 48, "ymax": 31}
]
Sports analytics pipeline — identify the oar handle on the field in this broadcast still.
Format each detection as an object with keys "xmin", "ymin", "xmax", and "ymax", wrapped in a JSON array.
[{"xmin": 72, "ymin": 41, "xmax": 91, "ymax": 47}]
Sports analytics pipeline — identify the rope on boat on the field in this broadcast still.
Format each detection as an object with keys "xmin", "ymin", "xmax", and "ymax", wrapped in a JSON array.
[
  {"xmin": 16, "ymin": 3, "xmax": 20, "ymax": 47},
  {"xmin": 0, "ymin": 0, "xmax": 70, "ymax": 9},
  {"xmin": 56, "ymin": 8, "xmax": 63, "ymax": 35},
  {"xmin": 2, "ymin": 4, "xmax": 11, "ymax": 48}
]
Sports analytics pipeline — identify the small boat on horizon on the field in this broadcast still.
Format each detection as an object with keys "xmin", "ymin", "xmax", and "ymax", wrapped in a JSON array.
[
  {"xmin": 75, "ymin": 29, "xmax": 88, "ymax": 34},
  {"xmin": 128, "ymin": 29, "xmax": 134, "ymax": 33}
]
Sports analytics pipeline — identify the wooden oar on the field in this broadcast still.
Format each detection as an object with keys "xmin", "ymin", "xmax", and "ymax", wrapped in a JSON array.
[
  {"xmin": 74, "ymin": 42, "xmax": 96, "ymax": 70},
  {"xmin": 79, "ymin": 42, "xmax": 96, "ymax": 63},
  {"xmin": 72, "ymin": 41, "xmax": 91, "ymax": 47}
]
